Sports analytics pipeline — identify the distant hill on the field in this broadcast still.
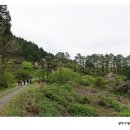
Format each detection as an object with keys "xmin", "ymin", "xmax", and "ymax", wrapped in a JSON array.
[{"xmin": 15, "ymin": 36, "xmax": 54, "ymax": 62}]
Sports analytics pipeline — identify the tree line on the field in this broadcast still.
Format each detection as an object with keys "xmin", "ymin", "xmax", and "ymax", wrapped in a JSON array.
[
  {"xmin": 75, "ymin": 53, "xmax": 130, "ymax": 76},
  {"xmin": 1, "ymin": 5, "xmax": 130, "ymax": 88}
]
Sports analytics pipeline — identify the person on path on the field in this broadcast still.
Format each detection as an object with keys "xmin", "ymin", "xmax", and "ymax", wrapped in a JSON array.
[
  {"xmin": 17, "ymin": 80, "xmax": 20, "ymax": 86},
  {"xmin": 29, "ymin": 80, "xmax": 32, "ymax": 85},
  {"xmin": 23, "ymin": 80, "xmax": 26, "ymax": 85},
  {"xmin": 19, "ymin": 80, "xmax": 22, "ymax": 86},
  {"xmin": 27, "ymin": 80, "xmax": 29, "ymax": 84}
]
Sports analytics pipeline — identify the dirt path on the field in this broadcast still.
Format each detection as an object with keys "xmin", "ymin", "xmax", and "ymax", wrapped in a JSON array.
[{"xmin": 0, "ymin": 85, "xmax": 27, "ymax": 112}]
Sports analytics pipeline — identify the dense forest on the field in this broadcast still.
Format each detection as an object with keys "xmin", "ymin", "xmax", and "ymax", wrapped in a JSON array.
[{"xmin": 1, "ymin": 5, "xmax": 130, "ymax": 116}]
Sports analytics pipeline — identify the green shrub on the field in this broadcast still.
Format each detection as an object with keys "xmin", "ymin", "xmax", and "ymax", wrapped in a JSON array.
[
  {"xmin": 0, "ymin": 72, "xmax": 15, "ymax": 88},
  {"xmin": 115, "ymin": 75, "xmax": 127, "ymax": 82},
  {"xmin": 5, "ymin": 107, "xmax": 23, "ymax": 116},
  {"xmin": 16, "ymin": 61, "xmax": 34, "ymax": 80},
  {"xmin": 75, "ymin": 95, "xmax": 90, "ymax": 104},
  {"xmin": 78, "ymin": 75, "xmax": 96, "ymax": 86},
  {"xmin": 43, "ymin": 89, "xmax": 68, "ymax": 106},
  {"xmin": 98, "ymin": 96, "xmax": 126, "ymax": 112},
  {"xmin": 95, "ymin": 77, "xmax": 106, "ymax": 88},
  {"xmin": 42, "ymin": 84, "xmax": 75, "ymax": 106},
  {"xmin": 39, "ymin": 99, "xmax": 65, "ymax": 116},
  {"xmin": 67, "ymin": 103, "xmax": 97, "ymax": 116},
  {"xmin": 66, "ymin": 81, "xmax": 79, "ymax": 87},
  {"xmin": 48, "ymin": 67, "xmax": 80, "ymax": 84},
  {"xmin": 120, "ymin": 109, "xmax": 130, "ymax": 117}
]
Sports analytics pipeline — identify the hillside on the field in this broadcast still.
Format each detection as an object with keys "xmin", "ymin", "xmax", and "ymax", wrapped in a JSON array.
[
  {"xmin": 15, "ymin": 36, "xmax": 54, "ymax": 63},
  {"xmin": 2, "ymin": 67, "xmax": 130, "ymax": 117},
  {"xmin": 1, "ymin": 5, "xmax": 130, "ymax": 117}
]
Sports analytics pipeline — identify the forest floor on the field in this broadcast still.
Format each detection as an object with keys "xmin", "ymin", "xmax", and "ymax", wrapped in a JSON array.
[{"xmin": 0, "ymin": 85, "xmax": 27, "ymax": 115}]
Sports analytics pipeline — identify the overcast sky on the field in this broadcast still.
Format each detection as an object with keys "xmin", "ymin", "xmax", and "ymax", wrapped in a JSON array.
[{"xmin": 8, "ymin": 5, "xmax": 130, "ymax": 58}]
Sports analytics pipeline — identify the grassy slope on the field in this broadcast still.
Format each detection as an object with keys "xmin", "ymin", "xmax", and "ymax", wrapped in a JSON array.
[{"xmin": 2, "ymin": 81, "xmax": 130, "ymax": 117}]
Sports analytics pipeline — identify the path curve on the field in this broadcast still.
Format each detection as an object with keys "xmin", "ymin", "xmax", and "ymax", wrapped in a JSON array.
[{"xmin": 0, "ymin": 85, "xmax": 27, "ymax": 112}]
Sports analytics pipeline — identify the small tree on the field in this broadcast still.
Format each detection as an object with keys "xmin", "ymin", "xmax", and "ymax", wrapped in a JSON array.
[
  {"xmin": 0, "ymin": 5, "xmax": 20, "ymax": 87},
  {"xmin": 16, "ymin": 61, "xmax": 34, "ymax": 80}
]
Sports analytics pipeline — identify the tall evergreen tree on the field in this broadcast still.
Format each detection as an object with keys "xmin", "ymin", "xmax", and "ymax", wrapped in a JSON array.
[{"xmin": 0, "ymin": 5, "xmax": 20, "ymax": 87}]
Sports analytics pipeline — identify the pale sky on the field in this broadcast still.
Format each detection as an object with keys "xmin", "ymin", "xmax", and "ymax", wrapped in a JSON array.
[{"xmin": 8, "ymin": 5, "xmax": 130, "ymax": 58}]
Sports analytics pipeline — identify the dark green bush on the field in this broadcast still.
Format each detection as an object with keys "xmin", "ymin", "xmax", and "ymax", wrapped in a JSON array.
[
  {"xmin": 67, "ymin": 103, "xmax": 97, "ymax": 116},
  {"xmin": 113, "ymin": 83, "xmax": 130, "ymax": 94},
  {"xmin": 98, "ymin": 96, "xmax": 126, "ymax": 112},
  {"xmin": 75, "ymin": 95, "xmax": 90, "ymax": 104},
  {"xmin": 43, "ymin": 89, "xmax": 68, "ymax": 106},
  {"xmin": 42, "ymin": 84, "xmax": 75, "ymax": 106},
  {"xmin": 39, "ymin": 99, "xmax": 65, "ymax": 116}
]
